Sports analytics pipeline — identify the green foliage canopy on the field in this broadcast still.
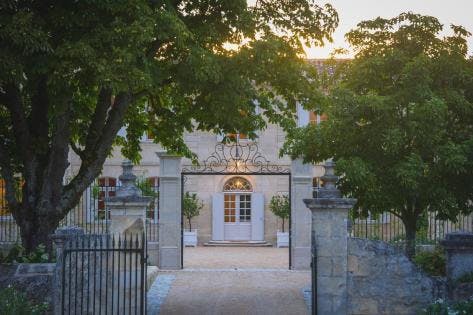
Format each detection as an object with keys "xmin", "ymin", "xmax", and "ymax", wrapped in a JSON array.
[
  {"xmin": 0, "ymin": 0, "xmax": 338, "ymax": 250},
  {"xmin": 284, "ymin": 12, "xmax": 473, "ymax": 256}
]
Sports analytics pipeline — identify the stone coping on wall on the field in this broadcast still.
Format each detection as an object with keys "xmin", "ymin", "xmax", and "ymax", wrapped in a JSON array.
[
  {"xmin": 303, "ymin": 197, "xmax": 357, "ymax": 209},
  {"xmin": 0, "ymin": 263, "xmax": 54, "ymax": 310},
  {"xmin": 441, "ymin": 232, "xmax": 473, "ymax": 249}
]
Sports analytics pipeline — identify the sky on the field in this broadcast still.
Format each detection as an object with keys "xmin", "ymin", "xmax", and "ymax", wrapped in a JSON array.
[{"xmin": 258, "ymin": 0, "xmax": 473, "ymax": 59}]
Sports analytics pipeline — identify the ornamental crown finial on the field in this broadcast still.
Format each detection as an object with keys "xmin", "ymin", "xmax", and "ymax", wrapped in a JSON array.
[
  {"xmin": 318, "ymin": 159, "xmax": 342, "ymax": 198},
  {"xmin": 115, "ymin": 160, "xmax": 141, "ymax": 198}
]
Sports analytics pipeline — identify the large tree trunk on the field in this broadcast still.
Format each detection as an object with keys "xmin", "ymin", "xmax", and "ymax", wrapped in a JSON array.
[
  {"xmin": 1, "ymin": 81, "xmax": 133, "ymax": 256},
  {"xmin": 16, "ymin": 205, "xmax": 63, "ymax": 254},
  {"xmin": 403, "ymin": 217, "xmax": 417, "ymax": 259}
]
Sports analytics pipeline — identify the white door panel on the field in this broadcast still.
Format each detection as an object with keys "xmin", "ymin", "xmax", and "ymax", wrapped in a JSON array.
[
  {"xmin": 224, "ymin": 224, "xmax": 251, "ymax": 241},
  {"xmin": 251, "ymin": 193, "xmax": 264, "ymax": 241},
  {"xmin": 212, "ymin": 193, "xmax": 224, "ymax": 241}
]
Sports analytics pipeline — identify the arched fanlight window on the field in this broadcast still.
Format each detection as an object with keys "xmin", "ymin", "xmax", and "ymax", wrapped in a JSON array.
[{"xmin": 223, "ymin": 177, "xmax": 252, "ymax": 192}]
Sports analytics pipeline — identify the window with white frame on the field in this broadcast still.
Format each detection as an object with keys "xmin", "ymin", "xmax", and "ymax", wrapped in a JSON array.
[
  {"xmin": 97, "ymin": 177, "xmax": 117, "ymax": 220},
  {"xmin": 146, "ymin": 177, "xmax": 159, "ymax": 221}
]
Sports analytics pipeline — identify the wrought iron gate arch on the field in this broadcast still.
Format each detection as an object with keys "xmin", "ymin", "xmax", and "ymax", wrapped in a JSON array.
[{"xmin": 180, "ymin": 141, "xmax": 292, "ymax": 269}]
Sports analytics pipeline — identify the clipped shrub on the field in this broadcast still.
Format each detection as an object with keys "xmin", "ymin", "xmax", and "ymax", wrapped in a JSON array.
[{"xmin": 413, "ymin": 247, "xmax": 446, "ymax": 277}]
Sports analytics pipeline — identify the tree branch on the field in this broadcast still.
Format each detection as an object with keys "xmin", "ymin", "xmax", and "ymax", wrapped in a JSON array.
[
  {"xmin": 39, "ymin": 99, "xmax": 72, "ymax": 215},
  {"xmin": 60, "ymin": 91, "xmax": 132, "ymax": 214},
  {"xmin": 70, "ymin": 141, "xmax": 85, "ymax": 160},
  {"xmin": 4, "ymin": 83, "xmax": 34, "ymax": 165},
  {"xmin": 28, "ymin": 76, "xmax": 49, "ymax": 148},
  {"xmin": 3, "ymin": 83, "xmax": 38, "ymax": 202},
  {"xmin": 83, "ymin": 87, "xmax": 112, "ymax": 157},
  {"xmin": 131, "ymin": 89, "xmax": 149, "ymax": 103}
]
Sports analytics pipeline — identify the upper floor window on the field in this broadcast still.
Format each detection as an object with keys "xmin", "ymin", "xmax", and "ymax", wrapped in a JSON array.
[
  {"xmin": 217, "ymin": 132, "xmax": 252, "ymax": 143},
  {"xmin": 312, "ymin": 177, "xmax": 324, "ymax": 198},
  {"xmin": 145, "ymin": 177, "xmax": 159, "ymax": 221},
  {"xmin": 225, "ymin": 133, "xmax": 247, "ymax": 142},
  {"xmin": 309, "ymin": 112, "xmax": 328, "ymax": 125}
]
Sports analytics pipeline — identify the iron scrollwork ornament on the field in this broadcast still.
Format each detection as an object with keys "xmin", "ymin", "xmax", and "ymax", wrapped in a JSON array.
[{"xmin": 182, "ymin": 142, "xmax": 290, "ymax": 174}]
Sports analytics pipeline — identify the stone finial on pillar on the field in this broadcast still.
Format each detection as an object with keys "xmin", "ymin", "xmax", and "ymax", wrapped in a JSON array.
[
  {"xmin": 115, "ymin": 160, "xmax": 142, "ymax": 198},
  {"xmin": 304, "ymin": 160, "xmax": 357, "ymax": 315},
  {"xmin": 106, "ymin": 160, "xmax": 151, "ymax": 236},
  {"xmin": 319, "ymin": 159, "xmax": 341, "ymax": 198}
]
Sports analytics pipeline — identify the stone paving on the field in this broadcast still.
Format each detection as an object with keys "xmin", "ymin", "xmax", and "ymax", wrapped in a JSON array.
[
  {"xmin": 183, "ymin": 246, "xmax": 289, "ymax": 270},
  {"xmin": 148, "ymin": 247, "xmax": 310, "ymax": 315}
]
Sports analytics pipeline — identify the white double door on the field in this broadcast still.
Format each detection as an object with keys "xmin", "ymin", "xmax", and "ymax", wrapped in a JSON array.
[{"xmin": 212, "ymin": 193, "xmax": 264, "ymax": 241}]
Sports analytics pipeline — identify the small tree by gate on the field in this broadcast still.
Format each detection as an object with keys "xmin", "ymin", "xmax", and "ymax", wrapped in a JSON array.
[
  {"xmin": 183, "ymin": 192, "xmax": 203, "ymax": 232},
  {"xmin": 270, "ymin": 195, "xmax": 290, "ymax": 233}
]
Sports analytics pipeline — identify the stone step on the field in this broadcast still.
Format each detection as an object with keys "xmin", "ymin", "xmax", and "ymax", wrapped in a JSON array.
[{"xmin": 203, "ymin": 241, "xmax": 273, "ymax": 247}]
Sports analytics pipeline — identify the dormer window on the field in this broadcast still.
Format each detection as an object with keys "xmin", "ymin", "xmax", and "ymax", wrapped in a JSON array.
[
  {"xmin": 309, "ymin": 112, "xmax": 328, "ymax": 125},
  {"xmin": 225, "ymin": 133, "xmax": 247, "ymax": 142}
]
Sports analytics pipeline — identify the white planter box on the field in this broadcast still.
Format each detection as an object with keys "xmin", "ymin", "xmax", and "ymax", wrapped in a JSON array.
[
  {"xmin": 277, "ymin": 231, "xmax": 289, "ymax": 248},
  {"xmin": 184, "ymin": 229, "xmax": 198, "ymax": 247}
]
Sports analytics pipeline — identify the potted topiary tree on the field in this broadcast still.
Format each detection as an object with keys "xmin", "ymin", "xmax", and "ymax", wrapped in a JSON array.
[
  {"xmin": 269, "ymin": 195, "xmax": 290, "ymax": 248},
  {"xmin": 183, "ymin": 192, "xmax": 203, "ymax": 247}
]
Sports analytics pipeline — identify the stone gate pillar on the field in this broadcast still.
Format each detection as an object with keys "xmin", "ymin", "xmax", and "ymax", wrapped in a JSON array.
[
  {"xmin": 290, "ymin": 158, "xmax": 313, "ymax": 270},
  {"xmin": 304, "ymin": 161, "xmax": 356, "ymax": 315},
  {"xmin": 441, "ymin": 232, "xmax": 473, "ymax": 300},
  {"xmin": 157, "ymin": 152, "xmax": 182, "ymax": 270}
]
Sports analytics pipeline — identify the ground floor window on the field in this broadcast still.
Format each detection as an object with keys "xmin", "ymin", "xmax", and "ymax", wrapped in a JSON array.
[
  {"xmin": 146, "ymin": 176, "xmax": 159, "ymax": 221},
  {"xmin": 0, "ymin": 179, "xmax": 8, "ymax": 216},
  {"xmin": 97, "ymin": 177, "xmax": 117, "ymax": 220}
]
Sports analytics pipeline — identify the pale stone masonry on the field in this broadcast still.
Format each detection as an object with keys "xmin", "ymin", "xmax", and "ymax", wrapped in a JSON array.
[
  {"xmin": 290, "ymin": 158, "xmax": 314, "ymax": 270},
  {"xmin": 157, "ymin": 153, "xmax": 182, "ymax": 270},
  {"xmin": 347, "ymin": 239, "xmax": 444, "ymax": 315},
  {"xmin": 441, "ymin": 232, "xmax": 473, "ymax": 300},
  {"xmin": 304, "ymin": 161, "xmax": 447, "ymax": 315},
  {"xmin": 66, "ymin": 116, "xmax": 325, "ymax": 248},
  {"xmin": 304, "ymin": 160, "xmax": 356, "ymax": 315}
]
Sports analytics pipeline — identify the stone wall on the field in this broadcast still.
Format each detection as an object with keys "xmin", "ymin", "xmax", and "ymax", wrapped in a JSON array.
[
  {"xmin": 347, "ymin": 238, "xmax": 445, "ymax": 315},
  {"xmin": 0, "ymin": 263, "xmax": 54, "ymax": 310}
]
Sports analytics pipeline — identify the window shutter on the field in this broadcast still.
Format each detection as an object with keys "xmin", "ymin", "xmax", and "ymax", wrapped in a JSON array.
[
  {"xmin": 212, "ymin": 193, "xmax": 224, "ymax": 240},
  {"xmin": 251, "ymin": 193, "xmax": 265, "ymax": 241},
  {"xmin": 297, "ymin": 103, "xmax": 310, "ymax": 127}
]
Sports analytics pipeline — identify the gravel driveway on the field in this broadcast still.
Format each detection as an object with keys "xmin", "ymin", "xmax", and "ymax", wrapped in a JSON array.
[{"xmin": 148, "ymin": 247, "xmax": 310, "ymax": 315}]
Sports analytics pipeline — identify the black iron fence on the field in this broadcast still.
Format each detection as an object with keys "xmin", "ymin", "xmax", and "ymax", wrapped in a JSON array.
[
  {"xmin": 313, "ymin": 186, "xmax": 473, "ymax": 244},
  {"xmin": 60, "ymin": 233, "xmax": 147, "ymax": 315},
  {"xmin": 0, "ymin": 182, "xmax": 159, "ymax": 243},
  {"xmin": 350, "ymin": 210, "xmax": 473, "ymax": 245}
]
